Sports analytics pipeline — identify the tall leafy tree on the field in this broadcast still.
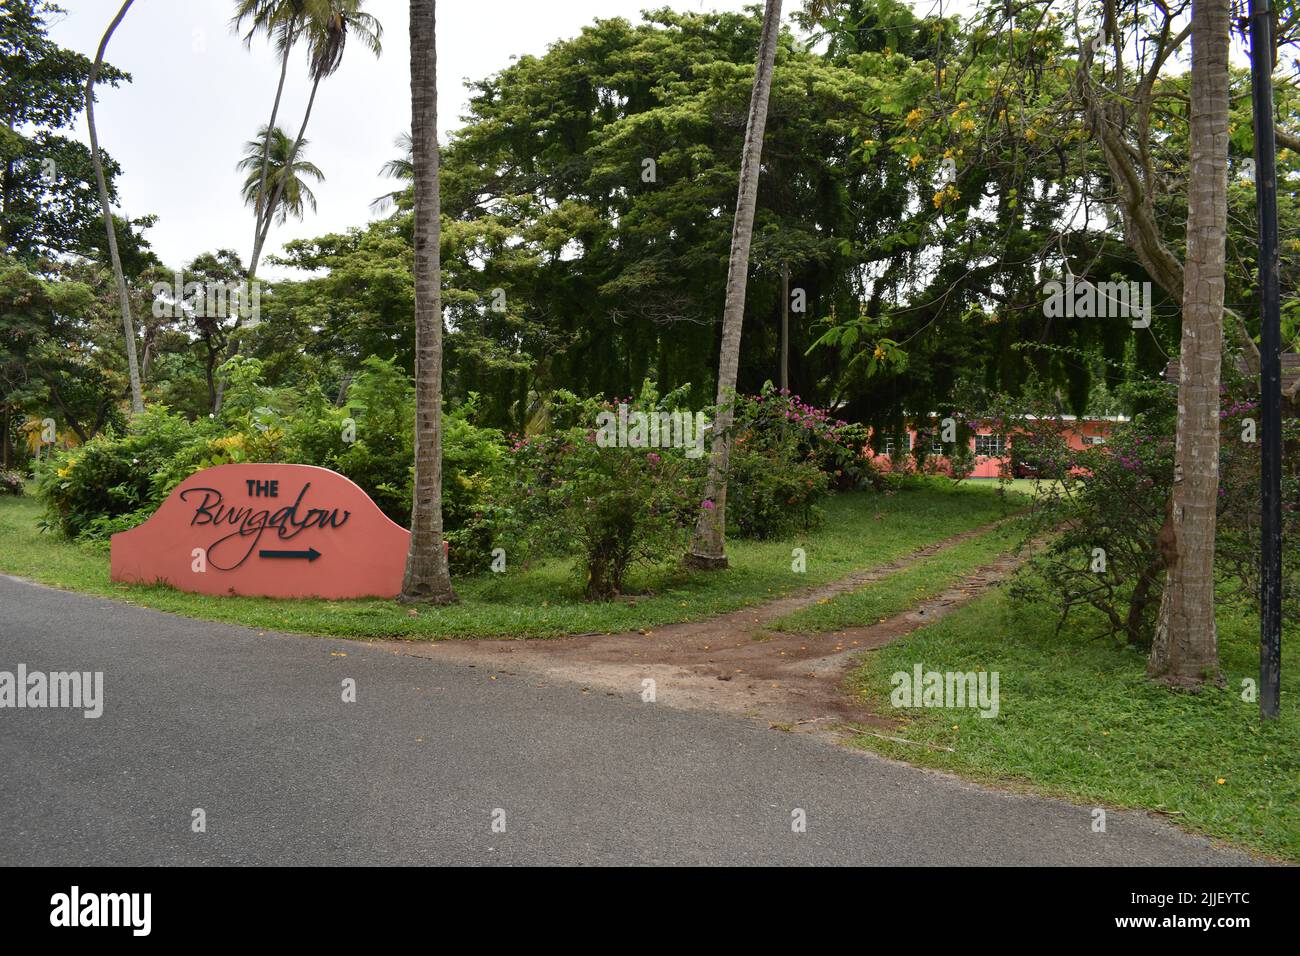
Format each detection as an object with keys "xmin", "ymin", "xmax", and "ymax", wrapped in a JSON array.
[
  {"xmin": 85, "ymin": 0, "xmax": 142, "ymax": 413},
  {"xmin": 400, "ymin": 0, "xmax": 455, "ymax": 604},
  {"xmin": 0, "ymin": 0, "xmax": 128, "ymax": 261},
  {"xmin": 0, "ymin": 257, "xmax": 127, "ymax": 447},
  {"xmin": 687, "ymin": 0, "xmax": 783, "ymax": 569}
]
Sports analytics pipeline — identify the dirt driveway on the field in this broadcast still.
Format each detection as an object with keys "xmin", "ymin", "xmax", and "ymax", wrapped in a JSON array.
[{"xmin": 373, "ymin": 521, "xmax": 1034, "ymax": 735}]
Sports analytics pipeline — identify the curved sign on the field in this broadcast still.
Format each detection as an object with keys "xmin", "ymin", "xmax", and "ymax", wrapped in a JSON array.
[{"xmin": 110, "ymin": 463, "xmax": 409, "ymax": 599}]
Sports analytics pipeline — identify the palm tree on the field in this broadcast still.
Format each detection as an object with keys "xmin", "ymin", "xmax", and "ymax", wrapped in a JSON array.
[
  {"xmin": 370, "ymin": 131, "xmax": 413, "ymax": 214},
  {"xmin": 237, "ymin": 126, "xmax": 325, "ymax": 225},
  {"xmin": 247, "ymin": 0, "xmax": 382, "ymax": 278},
  {"xmin": 231, "ymin": 0, "xmax": 309, "ymax": 279},
  {"xmin": 1147, "ymin": 0, "xmax": 1230, "ymax": 685},
  {"xmin": 85, "ymin": 0, "xmax": 143, "ymax": 415},
  {"xmin": 217, "ymin": 0, "xmax": 381, "ymax": 412},
  {"xmin": 400, "ymin": 0, "xmax": 455, "ymax": 605},
  {"xmin": 686, "ymin": 0, "xmax": 782, "ymax": 570}
]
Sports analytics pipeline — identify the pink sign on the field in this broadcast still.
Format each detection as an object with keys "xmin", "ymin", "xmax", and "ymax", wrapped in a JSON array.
[{"xmin": 110, "ymin": 463, "xmax": 410, "ymax": 599}]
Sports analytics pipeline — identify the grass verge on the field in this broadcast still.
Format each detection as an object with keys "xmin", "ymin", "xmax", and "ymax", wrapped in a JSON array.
[
  {"xmin": 0, "ymin": 480, "xmax": 1027, "ymax": 640},
  {"xmin": 846, "ymin": 587, "xmax": 1300, "ymax": 861}
]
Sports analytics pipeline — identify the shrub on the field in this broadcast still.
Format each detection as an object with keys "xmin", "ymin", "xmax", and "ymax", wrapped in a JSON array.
[
  {"xmin": 723, "ymin": 387, "xmax": 850, "ymax": 537},
  {"xmin": 1009, "ymin": 401, "xmax": 1175, "ymax": 649},
  {"xmin": 492, "ymin": 387, "xmax": 703, "ymax": 599},
  {"xmin": 36, "ymin": 405, "xmax": 206, "ymax": 538},
  {"xmin": 0, "ymin": 469, "xmax": 24, "ymax": 496},
  {"xmin": 441, "ymin": 398, "xmax": 506, "ymax": 574},
  {"xmin": 1008, "ymin": 379, "xmax": 1300, "ymax": 649},
  {"xmin": 34, "ymin": 358, "xmax": 506, "ymax": 575}
]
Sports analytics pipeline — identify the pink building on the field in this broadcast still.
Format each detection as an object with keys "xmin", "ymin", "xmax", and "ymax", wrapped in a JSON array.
[{"xmin": 866, "ymin": 415, "xmax": 1127, "ymax": 479}]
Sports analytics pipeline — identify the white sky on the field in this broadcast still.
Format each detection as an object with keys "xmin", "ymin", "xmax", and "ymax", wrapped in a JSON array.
[{"xmin": 48, "ymin": 0, "xmax": 773, "ymax": 278}]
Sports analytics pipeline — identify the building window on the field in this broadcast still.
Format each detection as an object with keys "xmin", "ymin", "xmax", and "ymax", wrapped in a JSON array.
[
  {"xmin": 917, "ymin": 432, "xmax": 943, "ymax": 455},
  {"xmin": 974, "ymin": 434, "xmax": 1006, "ymax": 457}
]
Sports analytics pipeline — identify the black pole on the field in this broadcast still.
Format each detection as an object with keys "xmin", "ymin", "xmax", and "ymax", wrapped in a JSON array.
[{"xmin": 1248, "ymin": 0, "xmax": 1282, "ymax": 720}]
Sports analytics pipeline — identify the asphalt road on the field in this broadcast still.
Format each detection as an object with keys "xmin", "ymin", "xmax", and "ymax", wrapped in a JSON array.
[{"xmin": 0, "ymin": 573, "xmax": 1261, "ymax": 866}]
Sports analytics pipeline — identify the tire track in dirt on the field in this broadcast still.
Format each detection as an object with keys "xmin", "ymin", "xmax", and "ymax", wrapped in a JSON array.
[{"xmin": 372, "ymin": 518, "xmax": 1040, "ymax": 735}]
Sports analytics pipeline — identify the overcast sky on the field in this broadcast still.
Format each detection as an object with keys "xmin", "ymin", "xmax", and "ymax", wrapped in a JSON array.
[{"xmin": 49, "ymin": 0, "xmax": 786, "ymax": 278}]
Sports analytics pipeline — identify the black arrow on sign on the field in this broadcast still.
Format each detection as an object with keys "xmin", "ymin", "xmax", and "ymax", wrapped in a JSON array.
[{"xmin": 259, "ymin": 547, "xmax": 322, "ymax": 562}]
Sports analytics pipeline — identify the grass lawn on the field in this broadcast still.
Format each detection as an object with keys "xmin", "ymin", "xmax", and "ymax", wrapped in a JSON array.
[
  {"xmin": 846, "ymin": 587, "xmax": 1300, "ymax": 861},
  {"xmin": 771, "ymin": 516, "xmax": 1033, "ymax": 632},
  {"xmin": 0, "ymin": 480, "xmax": 1026, "ymax": 640}
]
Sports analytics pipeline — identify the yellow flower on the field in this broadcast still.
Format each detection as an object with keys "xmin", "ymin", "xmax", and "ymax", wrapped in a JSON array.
[
  {"xmin": 933, "ymin": 184, "xmax": 960, "ymax": 208},
  {"xmin": 1216, "ymin": 777, "xmax": 1226, "ymax": 785}
]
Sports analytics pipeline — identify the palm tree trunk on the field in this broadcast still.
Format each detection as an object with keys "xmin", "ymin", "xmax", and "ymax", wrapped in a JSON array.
[
  {"xmin": 1147, "ymin": 0, "xmax": 1229, "ymax": 685},
  {"xmin": 400, "ymin": 0, "xmax": 456, "ymax": 604},
  {"xmin": 686, "ymin": 0, "xmax": 782, "ymax": 570},
  {"xmin": 86, "ymin": 0, "xmax": 143, "ymax": 415}
]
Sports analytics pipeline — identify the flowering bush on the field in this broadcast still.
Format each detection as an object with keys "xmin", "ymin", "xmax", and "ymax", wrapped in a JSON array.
[
  {"xmin": 723, "ymin": 385, "xmax": 873, "ymax": 537},
  {"xmin": 489, "ymin": 387, "xmax": 703, "ymax": 599},
  {"xmin": 1010, "ymin": 397, "xmax": 1175, "ymax": 649},
  {"xmin": 1009, "ymin": 379, "xmax": 1300, "ymax": 649}
]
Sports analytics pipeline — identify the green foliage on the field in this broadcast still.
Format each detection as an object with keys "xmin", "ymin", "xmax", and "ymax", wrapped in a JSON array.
[
  {"xmin": 440, "ymin": 397, "xmax": 506, "ymax": 574},
  {"xmin": 36, "ymin": 404, "xmax": 201, "ymax": 538},
  {"xmin": 34, "ymin": 358, "xmax": 506, "ymax": 567},
  {"xmin": 1009, "ymin": 381, "xmax": 1300, "ymax": 649},
  {"xmin": 491, "ymin": 388, "xmax": 704, "ymax": 600},
  {"xmin": 0, "ymin": 257, "xmax": 128, "ymax": 446},
  {"xmin": 724, "ymin": 386, "xmax": 869, "ymax": 537},
  {"xmin": 728, "ymin": 390, "xmax": 837, "ymax": 538},
  {"xmin": 0, "ymin": 0, "xmax": 134, "ymax": 263}
]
